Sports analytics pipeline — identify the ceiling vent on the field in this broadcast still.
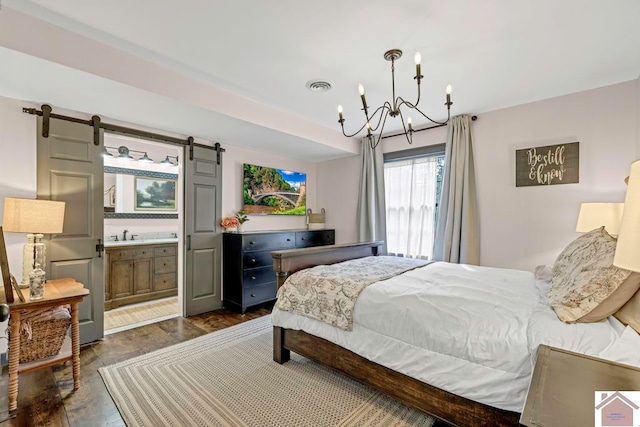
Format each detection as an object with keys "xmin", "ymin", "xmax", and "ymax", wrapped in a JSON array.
[{"xmin": 306, "ymin": 80, "xmax": 333, "ymax": 93}]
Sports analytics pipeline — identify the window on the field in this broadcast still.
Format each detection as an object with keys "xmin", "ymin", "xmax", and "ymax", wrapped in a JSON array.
[{"xmin": 384, "ymin": 145, "xmax": 445, "ymax": 260}]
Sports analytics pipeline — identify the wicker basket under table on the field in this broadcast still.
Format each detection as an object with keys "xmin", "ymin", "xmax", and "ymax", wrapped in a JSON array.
[{"xmin": 18, "ymin": 312, "xmax": 71, "ymax": 364}]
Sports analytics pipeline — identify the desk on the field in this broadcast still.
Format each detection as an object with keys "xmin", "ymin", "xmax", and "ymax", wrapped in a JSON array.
[
  {"xmin": 7, "ymin": 278, "xmax": 89, "ymax": 412},
  {"xmin": 521, "ymin": 345, "xmax": 640, "ymax": 427}
]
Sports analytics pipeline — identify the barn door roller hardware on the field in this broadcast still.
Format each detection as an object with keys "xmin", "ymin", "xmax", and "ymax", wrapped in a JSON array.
[
  {"xmin": 22, "ymin": 104, "xmax": 225, "ymax": 155},
  {"xmin": 215, "ymin": 143, "xmax": 222, "ymax": 165}
]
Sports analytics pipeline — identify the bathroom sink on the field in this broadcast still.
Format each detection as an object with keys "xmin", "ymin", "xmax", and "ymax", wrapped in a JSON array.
[{"xmin": 104, "ymin": 238, "xmax": 178, "ymax": 247}]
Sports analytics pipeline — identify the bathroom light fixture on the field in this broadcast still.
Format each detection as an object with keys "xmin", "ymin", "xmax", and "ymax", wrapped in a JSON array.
[
  {"xmin": 161, "ymin": 155, "xmax": 179, "ymax": 166},
  {"xmin": 117, "ymin": 146, "xmax": 134, "ymax": 160},
  {"xmin": 337, "ymin": 49, "xmax": 453, "ymax": 149},
  {"xmin": 104, "ymin": 146, "xmax": 166, "ymax": 164},
  {"xmin": 138, "ymin": 152, "xmax": 153, "ymax": 163}
]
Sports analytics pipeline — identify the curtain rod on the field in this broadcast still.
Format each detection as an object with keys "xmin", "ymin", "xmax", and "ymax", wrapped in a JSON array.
[
  {"xmin": 22, "ymin": 104, "xmax": 225, "ymax": 155},
  {"xmin": 381, "ymin": 115, "xmax": 478, "ymax": 140}
]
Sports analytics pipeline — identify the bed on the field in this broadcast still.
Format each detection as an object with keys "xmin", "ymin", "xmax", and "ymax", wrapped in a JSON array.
[{"xmin": 270, "ymin": 240, "xmax": 633, "ymax": 426}]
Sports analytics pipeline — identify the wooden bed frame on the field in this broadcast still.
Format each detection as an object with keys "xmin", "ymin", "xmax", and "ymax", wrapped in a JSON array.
[{"xmin": 271, "ymin": 242, "xmax": 521, "ymax": 427}]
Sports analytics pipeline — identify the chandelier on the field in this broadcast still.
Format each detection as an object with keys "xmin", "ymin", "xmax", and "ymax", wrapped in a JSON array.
[{"xmin": 337, "ymin": 49, "xmax": 452, "ymax": 149}]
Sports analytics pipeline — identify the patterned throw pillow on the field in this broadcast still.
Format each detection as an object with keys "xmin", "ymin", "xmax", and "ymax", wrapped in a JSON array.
[{"xmin": 549, "ymin": 227, "xmax": 640, "ymax": 323}]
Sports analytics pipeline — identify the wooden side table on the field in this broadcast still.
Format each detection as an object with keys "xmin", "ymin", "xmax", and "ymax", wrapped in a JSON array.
[
  {"xmin": 521, "ymin": 345, "xmax": 640, "ymax": 427},
  {"xmin": 7, "ymin": 278, "xmax": 89, "ymax": 412}
]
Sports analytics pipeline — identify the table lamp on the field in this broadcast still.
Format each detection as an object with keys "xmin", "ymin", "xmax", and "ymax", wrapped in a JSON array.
[
  {"xmin": 614, "ymin": 160, "xmax": 640, "ymax": 272},
  {"xmin": 2, "ymin": 197, "xmax": 66, "ymax": 287},
  {"xmin": 575, "ymin": 203, "xmax": 624, "ymax": 236}
]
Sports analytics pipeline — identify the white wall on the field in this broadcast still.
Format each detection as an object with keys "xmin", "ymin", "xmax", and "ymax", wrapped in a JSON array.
[
  {"xmin": 317, "ymin": 155, "xmax": 361, "ymax": 244},
  {"xmin": 0, "ymin": 95, "xmax": 37, "ymax": 353},
  {"xmin": 222, "ymin": 145, "xmax": 317, "ymax": 232},
  {"xmin": 317, "ymin": 80, "xmax": 639, "ymax": 271}
]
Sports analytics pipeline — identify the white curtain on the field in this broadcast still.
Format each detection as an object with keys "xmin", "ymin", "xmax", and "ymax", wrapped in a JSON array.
[
  {"xmin": 357, "ymin": 137, "xmax": 387, "ymax": 246},
  {"xmin": 384, "ymin": 157, "xmax": 438, "ymax": 259},
  {"xmin": 433, "ymin": 115, "xmax": 480, "ymax": 264}
]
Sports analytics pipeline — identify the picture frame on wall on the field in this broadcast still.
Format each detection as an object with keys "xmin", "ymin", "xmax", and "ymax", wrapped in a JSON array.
[
  {"xmin": 515, "ymin": 141, "xmax": 579, "ymax": 187},
  {"xmin": 134, "ymin": 177, "xmax": 177, "ymax": 212}
]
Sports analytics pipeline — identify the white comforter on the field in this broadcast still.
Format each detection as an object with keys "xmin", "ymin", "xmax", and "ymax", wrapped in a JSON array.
[{"xmin": 271, "ymin": 262, "xmax": 620, "ymax": 412}]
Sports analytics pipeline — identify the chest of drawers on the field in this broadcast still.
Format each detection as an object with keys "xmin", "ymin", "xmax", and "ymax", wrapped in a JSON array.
[{"xmin": 223, "ymin": 229, "xmax": 335, "ymax": 313}]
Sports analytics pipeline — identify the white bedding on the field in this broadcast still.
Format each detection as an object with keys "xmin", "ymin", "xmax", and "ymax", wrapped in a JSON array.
[{"xmin": 271, "ymin": 262, "xmax": 622, "ymax": 412}]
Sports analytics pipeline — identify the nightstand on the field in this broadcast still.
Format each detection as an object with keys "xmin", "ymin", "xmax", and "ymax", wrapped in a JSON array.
[
  {"xmin": 6, "ymin": 278, "xmax": 89, "ymax": 412},
  {"xmin": 521, "ymin": 345, "xmax": 640, "ymax": 427}
]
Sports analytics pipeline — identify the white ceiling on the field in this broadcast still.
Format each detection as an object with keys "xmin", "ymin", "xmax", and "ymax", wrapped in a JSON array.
[{"xmin": 2, "ymin": 0, "xmax": 640, "ymax": 162}]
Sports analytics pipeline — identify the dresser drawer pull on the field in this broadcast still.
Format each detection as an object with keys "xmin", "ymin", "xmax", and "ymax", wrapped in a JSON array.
[
  {"xmin": 250, "ymin": 241, "xmax": 255, "ymax": 245},
  {"xmin": 251, "ymin": 258, "xmax": 256, "ymax": 263},
  {"xmin": 286, "ymin": 238, "xmax": 291, "ymax": 241},
  {"xmin": 301, "ymin": 237, "xmax": 305, "ymax": 241},
  {"xmin": 250, "ymin": 293, "xmax": 255, "ymax": 297},
  {"xmin": 163, "ymin": 263, "xmax": 167, "ymax": 267},
  {"xmin": 251, "ymin": 276, "xmax": 256, "ymax": 280}
]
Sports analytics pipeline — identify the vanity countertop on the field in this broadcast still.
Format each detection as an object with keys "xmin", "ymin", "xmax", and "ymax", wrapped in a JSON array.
[{"xmin": 104, "ymin": 238, "xmax": 178, "ymax": 248}]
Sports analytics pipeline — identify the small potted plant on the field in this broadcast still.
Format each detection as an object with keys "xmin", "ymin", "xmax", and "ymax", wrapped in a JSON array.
[
  {"xmin": 235, "ymin": 210, "xmax": 249, "ymax": 232},
  {"xmin": 221, "ymin": 216, "xmax": 240, "ymax": 232}
]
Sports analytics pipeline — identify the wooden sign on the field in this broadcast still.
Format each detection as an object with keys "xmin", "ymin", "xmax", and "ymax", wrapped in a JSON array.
[{"xmin": 516, "ymin": 142, "xmax": 579, "ymax": 187}]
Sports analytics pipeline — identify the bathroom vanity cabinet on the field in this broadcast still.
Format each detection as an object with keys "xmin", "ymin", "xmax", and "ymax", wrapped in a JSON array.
[{"xmin": 104, "ymin": 242, "xmax": 178, "ymax": 310}]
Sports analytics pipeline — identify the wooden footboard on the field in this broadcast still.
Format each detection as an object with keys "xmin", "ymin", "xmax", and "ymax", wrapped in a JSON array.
[
  {"xmin": 271, "ymin": 241, "xmax": 521, "ymax": 426},
  {"xmin": 273, "ymin": 326, "xmax": 520, "ymax": 427}
]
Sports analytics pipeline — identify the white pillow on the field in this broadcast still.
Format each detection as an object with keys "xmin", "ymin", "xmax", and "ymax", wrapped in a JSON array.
[
  {"xmin": 599, "ymin": 326, "xmax": 640, "ymax": 367},
  {"xmin": 534, "ymin": 265, "xmax": 553, "ymax": 282}
]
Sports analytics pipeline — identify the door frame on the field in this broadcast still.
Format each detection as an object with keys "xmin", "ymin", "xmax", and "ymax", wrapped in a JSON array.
[{"xmin": 28, "ymin": 105, "xmax": 225, "ymax": 324}]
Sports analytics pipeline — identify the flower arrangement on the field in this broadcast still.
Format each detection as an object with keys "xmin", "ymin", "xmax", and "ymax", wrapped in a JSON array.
[
  {"xmin": 221, "ymin": 217, "xmax": 240, "ymax": 229},
  {"xmin": 235, "ymin": 210, "xmax": 249, "ymax": 224}
]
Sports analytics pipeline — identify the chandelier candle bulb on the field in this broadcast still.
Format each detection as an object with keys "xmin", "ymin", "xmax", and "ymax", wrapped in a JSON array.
[
  {"xmin": 338, "ymin": 105, "xmax": 344, "ymax": 122},
  {"xmin": 358, "ymin": 83, "xmax": 367, "ymax": 109},
  {"xmin": 446, "ymin": 84, "xmax": 452, "ymax": 106},
  {"xmin": 414, "ymin": 52, "xmax": 422, "ymax": 80},
  {"xmin": 407, "ymin": 117, "xmax": 413, "ymax": 131}
]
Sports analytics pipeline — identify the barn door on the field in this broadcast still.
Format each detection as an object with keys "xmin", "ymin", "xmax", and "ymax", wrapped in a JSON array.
[
  {"xmin": 184, "ymin": 145, "xmax": 223, "ymax": 316},
  {"xmin": 37, "ymin": 116, "xmax": 104, "ymax": 344}
]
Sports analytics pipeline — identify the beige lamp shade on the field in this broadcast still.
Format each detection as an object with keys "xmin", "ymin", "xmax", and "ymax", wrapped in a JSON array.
[
  {"xmin": 576, "ymin": 203, "xmax": 624, "ymax": 235},
  {"xmin": 2, "ymin": 197, "xmax": 66, "ymax": 234},
  {"xmin": 614, "ymin": 160, "xmax": 640, "ymax": 272}
]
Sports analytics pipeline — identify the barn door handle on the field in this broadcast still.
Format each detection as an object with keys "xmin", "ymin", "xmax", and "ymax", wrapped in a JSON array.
[{"xmin": 96, "ymin": 239, "xmax": 104, "ymax": 258}]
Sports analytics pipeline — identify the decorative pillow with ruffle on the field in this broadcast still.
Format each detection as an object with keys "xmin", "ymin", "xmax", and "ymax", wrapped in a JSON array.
[{"xmin": 549, "ymin": 227, "xmax": 640, "ymax": 323}]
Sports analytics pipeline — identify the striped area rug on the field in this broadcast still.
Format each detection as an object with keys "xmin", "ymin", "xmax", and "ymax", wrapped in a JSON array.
[{"xmin": 99, "ymin": 316, "xmax": 435, "ymax": 427}]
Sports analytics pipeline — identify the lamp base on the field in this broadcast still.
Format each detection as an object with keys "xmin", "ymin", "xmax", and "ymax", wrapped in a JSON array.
[
  {"xmin": 20, "ymin": 234, "xmax": 46, "ymax": 288},
  {"xmin": 20, "ymin": 235, "xmax": 35, "ymax": 289}
]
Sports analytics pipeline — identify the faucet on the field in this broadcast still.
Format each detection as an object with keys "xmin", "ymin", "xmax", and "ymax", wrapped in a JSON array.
[{"xmin": 123, "ymin": 230, "xmax": 129, "ymax": 241}]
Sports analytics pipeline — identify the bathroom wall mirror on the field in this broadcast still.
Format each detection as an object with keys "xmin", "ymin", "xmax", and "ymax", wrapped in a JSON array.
[{"xmin": 104, "ymin": 166, "xmax": 179, "ymax": 219}]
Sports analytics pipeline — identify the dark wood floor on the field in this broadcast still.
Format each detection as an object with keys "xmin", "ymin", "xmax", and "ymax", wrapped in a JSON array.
[
  {"xmin": 0, "ymin": 303, "xmax": 451, "ymax": 427},
  {"xmin": 0, "ymin": 304, "xmax": 272, "ymax": 427}
]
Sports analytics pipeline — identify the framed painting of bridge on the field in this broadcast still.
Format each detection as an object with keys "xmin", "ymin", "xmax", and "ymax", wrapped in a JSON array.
[{"xmin": 243, "ymin": 163, "xmax": 306, "ymax": 215}]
